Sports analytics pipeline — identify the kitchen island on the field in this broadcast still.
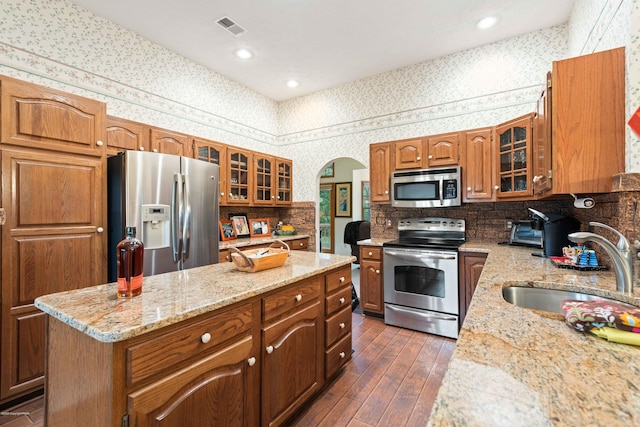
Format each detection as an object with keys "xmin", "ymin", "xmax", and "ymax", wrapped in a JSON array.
[
  {"xmin": 35, "ymin": 251, "xmax": 355, "ymax": 427},
  {"xmin": 429, "ymin": 242, "xmax": 640, "ymax": 426}
]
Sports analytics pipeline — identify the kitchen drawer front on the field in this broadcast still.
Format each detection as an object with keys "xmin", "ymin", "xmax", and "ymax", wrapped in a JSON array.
[
  {"xmin": 325, "ymin": 306, "xmax": 352, "ymax": 347},
  {"xmin": 325, "ymin": 286, "xmax": 352, "ymax": 317},
  {"xmin": 325, "ymin": 266, "xmax": 351, "ymax": 293},
  {"xmin": 289, "ymin": 238, "xmax": 308, "ymax": 251},
  {"xmin": 262, "ymin": 276, "xmax": 321, "ymax": 323},
  {"xmin": 325, "ymin": 332, "xmax": 352, "ymax": 379},
  {"xmin": 361, "ymin": 246, "xmax": 382, "ymax": 261},
  {"xmin": 126, "ymin": 303, "xmax": 252, "ymax": 386}
]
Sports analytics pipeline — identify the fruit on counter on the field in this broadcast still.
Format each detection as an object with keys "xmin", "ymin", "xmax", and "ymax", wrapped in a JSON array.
[{"xmin": 281, "ymin": 225, "xmax": 295, "ymax": 231}]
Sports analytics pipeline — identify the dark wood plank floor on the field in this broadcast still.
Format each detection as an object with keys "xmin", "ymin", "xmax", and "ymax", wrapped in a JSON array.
[{"xmin": 0, "ymin": 313, "xmax": 454, "ymax": 427}]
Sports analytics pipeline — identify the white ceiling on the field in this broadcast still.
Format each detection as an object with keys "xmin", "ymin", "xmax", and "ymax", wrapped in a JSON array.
[{"xmin": 70, "ymin": 0, "xmax": 575, "ymax": 101}]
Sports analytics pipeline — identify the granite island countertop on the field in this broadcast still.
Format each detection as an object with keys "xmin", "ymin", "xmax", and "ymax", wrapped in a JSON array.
[
  {"xmin": 35, "ymin": 251, "xmax": 353, "ymax": 343},
  {"xmin": 429, "ymin": 241, "xmax": 640, "ymax": 426},
  {"xmin": 219, "ymin": 233, "xmax": 310, "ymax": 250}
]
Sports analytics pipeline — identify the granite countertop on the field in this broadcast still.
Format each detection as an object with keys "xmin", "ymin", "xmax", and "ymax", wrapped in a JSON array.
[
  {"xmin": 35, "ymin": 251, "xmax": 353, "ymax": 344},
  {"xmin": 429, "ymin": 241, "xmax": 640, "ymax": 426},
  {"xmin": 356, "ymin": 238, "xmax": 390, "ymax": 247},
  {"xmin": 219, "ymin": 233, "xmax": 310, "ymax": 250}
]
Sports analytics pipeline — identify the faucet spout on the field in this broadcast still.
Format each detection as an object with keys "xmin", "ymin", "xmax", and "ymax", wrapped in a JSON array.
[{"xmin": 568, "ymin": 222, "xmax": 633, "ymax": 294}]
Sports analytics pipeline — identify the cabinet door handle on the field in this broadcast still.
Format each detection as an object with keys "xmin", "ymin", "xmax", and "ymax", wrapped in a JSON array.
[
  {"xmin": 428, "ymin": 155, "xmax": 433, "ymax": 159},
  {"xmin": 384, "ymin": 190, "xmax": 388, "ymax": 194},
  {"xmin": 96, "ymin": 140, "xmax": 103, "ymax": 146},
  {"xmin": 339, "ymin": 322, "xmax": 345, "ymax": 329},
  {"xmin": 248, "ymin": 357, "xmax": 256, "ymax": 367},
  {"xmin": 416, "ymin": 156, "xmax": 421, "ymax": 161},
  {"xmin": 295, "ymin": 294, "xmax": 302, "ymax": 302},
  {"xmin": 153, "ymin": 148, "xmax": 158, "ymax": 153},
  {"xmin": 266, "ymin": 345, "xmax": 274, "ymax": 354},
  {"xmin": 97, "ymin": 227, "xmax": 104, "ymax": 233},
  {"xmin": 339, "ymin": 276, "xmax": 345, "ymax": 283},
  {"xmin": 494, "ymin": 185, "xmax": 499, "ymax": 190},
  {"xmin": 221, "ymin": 192, "xmax": 225, "ymax": 196},
  {"xmin": 375, "ymin": 269, "xmax": 380, "ymax": 274},
  {"xmin": 467, "ymin": 186, "xmax": 471, "ymax": 191},
  {"xmin": 339, "ymin": 352, "xmax": 346, "ymax": 359},
  {"xmin": 139, "ymin": 146, "xmax": 145, "ymax": 151},
  {"xmin": 201, "ymin": 333, "xmax": 211, "ymax": 344},
  {"xmin": 339, "ymin": 297, "xmax": 346, "ymax": 304}
]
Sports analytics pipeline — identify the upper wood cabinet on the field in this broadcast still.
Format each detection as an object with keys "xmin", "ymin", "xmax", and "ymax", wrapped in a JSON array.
[
  {"xmin": 547, "ymin": 47, "xmax": 625, "ymax": 195},
  {"xmin": 226, "ymin": 147, "xmax": 252, "ymax": 205},
  {"xmin": 275, "ymin": 158, "xmax": 292, "ymax": 206},
  {"xmin": 533, "ymin": 73, "xmax": 552, "ymax": 195},
  {"xmin": 106, "ymin": 116, "xmax": 149, "ymax": 156},
  {"xmin": 495, "ymin": 113, "xmax": 534, "ymax": 199},
  {"xmin": 462, "ymin": 127, "xmax": 495, "ymax": 202},
  {"xmin": 149, "ymin": 127, "xmax": 192, "ymax": 157},
  {"xmin": 370, "ymin": 142, "xmax": 393, "ymax": 203},
  {"xmin": 426, "ymin": 133, "xmax": 459, "ymax": 167},
  {"xmin": 193, "ymin": 137, "xmax": 227, "ymax": 204},
  {"xmin": 0, "ymin": 77, "xmax": 106, "ymax": 157},
  {"xmin": 394, "ymin": 139, "xmax": 423, "ymax": 170},
  {"xmin": 253, "ymin": 154, "xmax": 275, "ymax": 205}
]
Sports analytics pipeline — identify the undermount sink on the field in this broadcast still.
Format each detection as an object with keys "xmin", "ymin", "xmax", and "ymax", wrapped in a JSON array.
[{"xmin": 502, "ymin": 286, "xmax": 636, "ymax": 314}]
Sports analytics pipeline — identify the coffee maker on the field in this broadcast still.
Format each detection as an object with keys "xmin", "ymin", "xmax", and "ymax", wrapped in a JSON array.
[{"xmin": 527, "ymin": 208, "xmax": 581, "ymax": 257}]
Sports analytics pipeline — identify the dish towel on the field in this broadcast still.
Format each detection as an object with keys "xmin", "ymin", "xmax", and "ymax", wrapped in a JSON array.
[
  {"xmin": 589, "ymin": 327, "xmax": 640, "ymax": 346},
  {"xmin": 562, "ymin": 299, "xmax": 640, "ymax": 346}
]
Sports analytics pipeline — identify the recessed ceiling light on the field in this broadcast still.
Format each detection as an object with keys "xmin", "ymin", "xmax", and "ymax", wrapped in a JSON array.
[
  {"xmin": 286, "ymin": 80, "xmax": 299, "ymax": 88},
  {"xmin": 235, "ymin": 48, "xmax": 253, "ymax": 59},
  {"xmin": 476, "ymin": 16, "xmax": 498, "ymax": 30}
]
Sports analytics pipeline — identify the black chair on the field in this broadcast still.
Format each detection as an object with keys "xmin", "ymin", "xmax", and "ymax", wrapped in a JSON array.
[{"xmin": 343, "ymin": 220, "xmax": 370, "ymax": 264}]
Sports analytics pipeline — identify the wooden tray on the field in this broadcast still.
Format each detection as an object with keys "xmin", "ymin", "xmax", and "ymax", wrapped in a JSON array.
[{"xmin": 230, "ymin": 240, "xmax": 290, "ymax": 272}]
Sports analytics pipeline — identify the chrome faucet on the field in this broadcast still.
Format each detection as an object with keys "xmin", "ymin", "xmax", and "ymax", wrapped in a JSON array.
[{"xmin": 568, "ymin": 222, "xmax": 633, "ymax": 294}]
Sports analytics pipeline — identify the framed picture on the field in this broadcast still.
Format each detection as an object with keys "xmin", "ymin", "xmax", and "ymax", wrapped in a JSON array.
[
  {"xmin": 230, "ymin": 215, "xmax": 250, "ymax": 237},
  {"xmin": 335, "ymin": 182, "xmax": 352, "ymax": 217},
  {"xmin": 219, "ymin": 220, "xmax": 237, "ymax": 241},
  {"xmin": 321, "ymin": 162, "xmax": 334, "ymax": 178},
  {"xmin": 250, "ymin": 218, "xmax": 271, "ymax": 237}
]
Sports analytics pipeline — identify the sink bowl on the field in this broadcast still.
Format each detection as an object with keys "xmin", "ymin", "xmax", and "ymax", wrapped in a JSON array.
[{"xmin": 502, "ymin": 286, "xmax": 635, "ymax": 314}]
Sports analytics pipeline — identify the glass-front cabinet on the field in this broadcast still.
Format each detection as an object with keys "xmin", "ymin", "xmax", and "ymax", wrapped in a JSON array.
[
  {"xmin": 193, "ymin": 137, "xmax": 227, "ymax": 204},
  {"xmin": 254, "ymin": 154, "xmax": 274, "ymax": 205},
  {"xmin": 227, "ymin": 148, "xmax": 252, "ymax": 205},
  {"xmin": 276, "ymin": 158, "xmax": 292, "ymax": 205},
  {"xmin": 495, "ymin": 113, "xmax": 534, "ymax": 199}
]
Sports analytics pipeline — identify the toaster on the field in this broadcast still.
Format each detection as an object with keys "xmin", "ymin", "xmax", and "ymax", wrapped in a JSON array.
[{"xmin": 509, "ymin": 220, "xmax": 543, "ymax": 248}]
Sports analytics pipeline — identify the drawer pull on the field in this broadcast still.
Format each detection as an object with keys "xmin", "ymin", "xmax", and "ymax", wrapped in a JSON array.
[
  {"xmin": 339, "ymin": 297, "xmax": 345, "ymax": 304},
  {"xmin": 200, "ymin": 333, "xmax": 211, "ymax": 344},
  {"xmin": 368, "ymin": 251, "xmax": 373, "ymax": 256},
  {"xmin": 248, "ymin": 357, "xmax": 256, "ymax": 367},
  {"xmin": 299, "ymin": 242, "xmax": 304, "ymax": 247},
  {"xmin": 339, "ymin": 322, "xmax": 345, "ymax": 329},
  {"xmin": 339, "ymin": 276, "xmax": 345, "ymax": 283},
  {"xmin": 295, "ymin": 294, "xmax": 302, "ymax": 302},
  {"xmin": 96, "ymin": 140, "xmax": 103, "ymax": 146},
  {"xmin": 266, "ymin": 345, "xmax": 274, "ymax": 354},
  {"xmin": 339, "ymin": 352, "xmax": 346, "ymax": 359}
]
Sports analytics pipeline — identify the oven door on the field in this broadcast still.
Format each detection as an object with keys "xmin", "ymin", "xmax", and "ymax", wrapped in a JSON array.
[{"xmin": 383, "ymin": 247, "xmax": 459, "ymax": 315}]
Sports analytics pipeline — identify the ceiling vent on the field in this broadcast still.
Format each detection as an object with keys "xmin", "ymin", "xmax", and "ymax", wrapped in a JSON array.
[{"xmin": 216, "ymin": 16, "xmax": 246, "ymax": 36}]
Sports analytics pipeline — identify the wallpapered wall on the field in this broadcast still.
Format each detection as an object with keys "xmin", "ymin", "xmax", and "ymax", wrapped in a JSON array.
[{"xmin": 0, "ymin": 0, "xmax": 634, "ymax": 203}]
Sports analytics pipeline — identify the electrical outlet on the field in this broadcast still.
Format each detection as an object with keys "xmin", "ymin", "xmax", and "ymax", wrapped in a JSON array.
[
  {"xmin": 505, "ymin": 220, "xmax": 513, "ymax": 230},
  {"xmin": 386, "ymin": 219, "xmax": 392, "ymax": 228}
]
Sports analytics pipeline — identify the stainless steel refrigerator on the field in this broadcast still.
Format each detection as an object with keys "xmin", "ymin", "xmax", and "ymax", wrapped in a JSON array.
[{"xmin": 107, "ymin": 151, "xmax": 219, "ymax": 281}]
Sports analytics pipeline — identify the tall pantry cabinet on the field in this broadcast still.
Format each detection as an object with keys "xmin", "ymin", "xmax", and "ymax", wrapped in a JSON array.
[{"xmin": 0, "ymin": 76, "xmax": 107, "ymax": 404}]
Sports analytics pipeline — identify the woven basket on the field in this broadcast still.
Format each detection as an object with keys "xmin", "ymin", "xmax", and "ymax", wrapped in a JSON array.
[{"xmin": 230, "ymin": 240, "xmax": 290, "ymax": 272}]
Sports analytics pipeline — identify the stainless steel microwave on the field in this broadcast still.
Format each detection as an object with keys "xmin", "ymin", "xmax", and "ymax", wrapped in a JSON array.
[{"xmin": 391, "ymin": 166, "xmax": 461, "ymax": 208}]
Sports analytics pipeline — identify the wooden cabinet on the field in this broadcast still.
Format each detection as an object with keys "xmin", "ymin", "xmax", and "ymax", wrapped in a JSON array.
[
  {"xmin": 253, "ymin": 154, "xmax": 275, "ymax": 205},
  {"xmin": 458, "ymin": 252, "xmax": 487, "ymax": 328},
  {"xmin": 495, "ymin": 113, "xmax": 534, "ymax": 199},
  {"xmin": 194, "ymin": 137, "xmax": 227, "ymax": 204},
  {"xmin": 394, "ymin": 139, "xmax": 424, "ymax": 170},
  {"xmin": 106, "ymin": 116, "xmax": 149, "ymax": 156},
  {"xmin": 275, "ymin": 158, "xmax": 292, "ymax": 205},
  {"xmin": 149, "ymin": 127, "xmax": 192, "ymax": 157},
  {"xmin": 426, "ymin": 132, "xmax": 459, "ymax": 167},
  {"xmin": 462, "ymin": 127, "xmax": 495, "ymax": 202},
  {"xmin": 0, "ymin": 76, "xmax": 107, "ymax": 404},
  {"xmin": 533, "ymin": 73, "xmax": 552, "ymax": 195},
  {"xmin": 359, "ymin": 246, "xmax": 384, "ymax": 315},
  {"xmin": 219, "ymin": 237, "xmax": 310, "ymax": 263},
  {"xmin": 546, "ymin": 47, "xmax": 625, "ymax": 195},
  {"xmin": 370, "ymin": 142, "xmax": 393, "ymax": 203},
  {"xmin": 261, "ymin": 278, "xmax": 323, "ymax": 427},
  {"xmin": 226, "ymin": 147, "xmax": 252, "ymax": 205},
  {"xmin": 324, "ymin": 265, "xmax": 352, "ymax": 379}
]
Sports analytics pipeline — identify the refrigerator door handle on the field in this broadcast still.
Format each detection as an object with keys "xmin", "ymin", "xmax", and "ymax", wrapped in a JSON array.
[
  {"xmin": 172, "ymin": 173, "xmax": 184, "ymax": 263},
  {"xmin": 182, "ymin": 173, "xmax": 192, "ymax": 261}
]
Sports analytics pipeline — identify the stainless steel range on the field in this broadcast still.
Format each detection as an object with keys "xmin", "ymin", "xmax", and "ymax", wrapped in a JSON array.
[{"xmin": 383, "ymin": 217, "xmax": 465, "ymax": 339}]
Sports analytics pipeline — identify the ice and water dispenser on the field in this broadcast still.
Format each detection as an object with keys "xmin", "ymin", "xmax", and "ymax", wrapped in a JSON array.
[{"xmin": 141, "ymin": 204, "xmax": 171, "ymax": 249}]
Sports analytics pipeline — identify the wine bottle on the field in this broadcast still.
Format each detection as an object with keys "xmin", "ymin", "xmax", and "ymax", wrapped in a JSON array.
[{"xmin": 116, "ymin": 226, "xmax": 144, "ymax": 298}]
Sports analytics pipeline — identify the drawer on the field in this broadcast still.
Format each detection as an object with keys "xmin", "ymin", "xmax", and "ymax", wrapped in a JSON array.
[
  {"xmin": 325, "ymin": 306, "xmax": 352, "ymax": 347},
  {"xmin": 325, "ymin": 266, "xmax": 351, "ymax": 293},
  {"xmin": 262, "ymin": 276, "xmax": 321, "ymax": 323},
  {"xmin": 126, "ymin": 303, "xmax": 252, "ymax": 386},
  {"xmin": 325, "ymin": 332, "xmax": 352, "ymax": 379},
  {"xmin": 361, "ymin": 246, "xmax": 382, "ymax": 261},
  {"xmin": 289, "ymin": 238, "xmax": 308, "ymax": 251},
  {"xmin": 325, "ymin": 285, "xmax": 352, "ymax": 316}
]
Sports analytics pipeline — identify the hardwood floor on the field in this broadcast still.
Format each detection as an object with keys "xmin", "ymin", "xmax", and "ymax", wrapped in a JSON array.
[{"xmin": 0, "ymin": 313, "xmax": 455, "ymax": 427}]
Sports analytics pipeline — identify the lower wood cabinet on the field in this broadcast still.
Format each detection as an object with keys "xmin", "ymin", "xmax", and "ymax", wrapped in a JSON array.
[
  {"xmin": 359, "ymin": 246, "xmax": 384, "ymax": 315},
  {"xmin": 220, "ymin": 237, "xmax": 310, "ymax": 262},
  {"xmin": 458, "ymin": 251, "xmax": 487, "ymax": 328}
]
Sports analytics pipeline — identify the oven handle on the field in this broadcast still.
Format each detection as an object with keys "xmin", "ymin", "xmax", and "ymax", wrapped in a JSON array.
[
  {"xmin": 384, "ymin": 250, "xmax": 456, "ymax": 260},
  {"xmin": 385, "ymin": 304, "xmax": 458, "ymax": 321},
  {"xmin": 439, "ymin": 178, "xmax": 444, "ymax": 206}
]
